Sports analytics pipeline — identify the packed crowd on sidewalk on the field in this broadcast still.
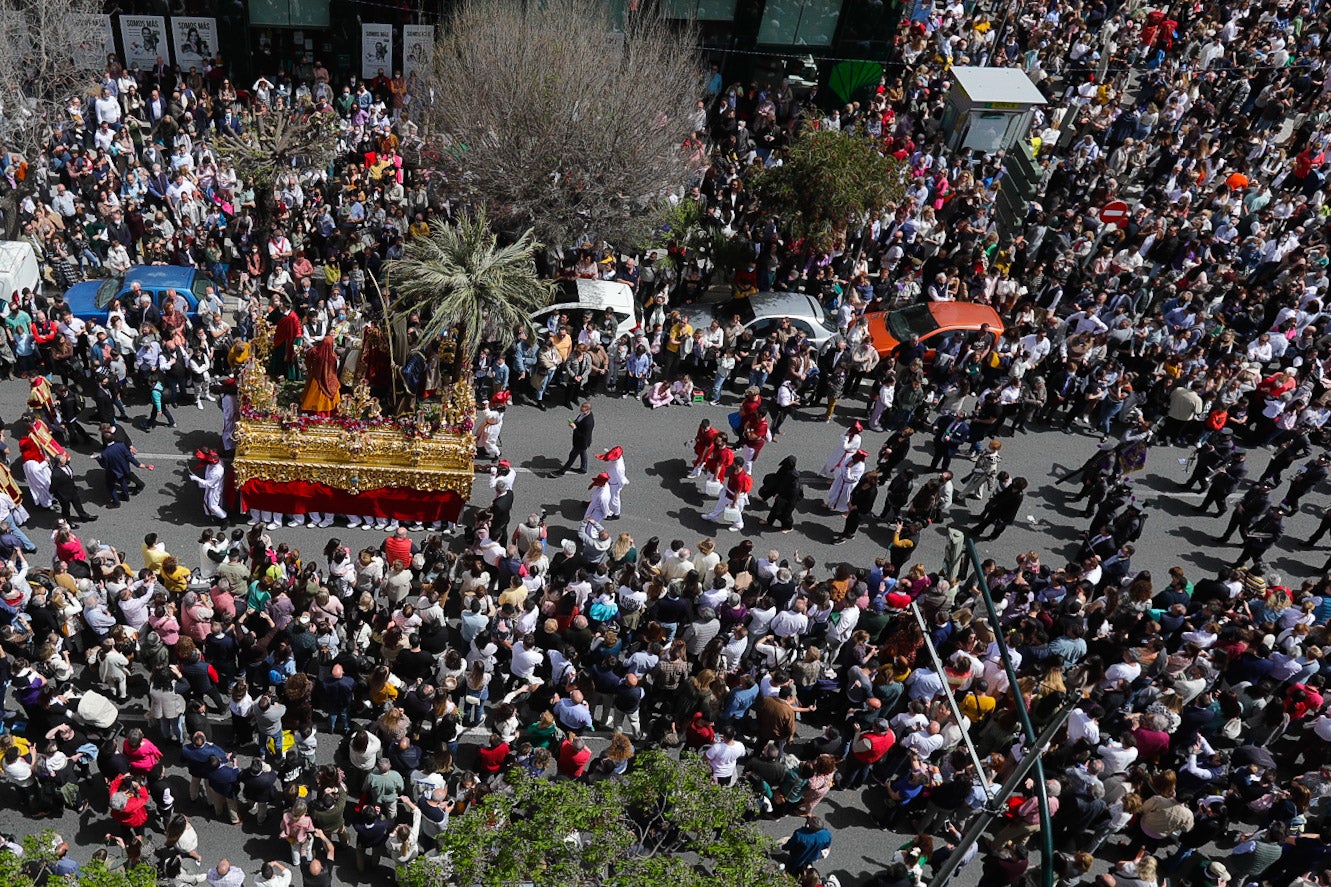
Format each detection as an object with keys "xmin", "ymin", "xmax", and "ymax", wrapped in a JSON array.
[{"xmin": 3, "ymin": 1, "xmax": 1331, "ymax": 886}]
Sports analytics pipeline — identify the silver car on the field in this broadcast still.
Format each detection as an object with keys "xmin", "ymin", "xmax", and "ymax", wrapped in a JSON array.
[{"xmin": 683, "ymin": 291, "xmax": 838, "ymax": 347}]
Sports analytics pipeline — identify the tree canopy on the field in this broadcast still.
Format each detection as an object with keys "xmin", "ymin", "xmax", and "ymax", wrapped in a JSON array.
[
  {"xmin": 416, "ymin": 0, "xmax": 705, "ymax": 248},
  {"xmin": 0, "ymin": 830, "xmax": 157, "ymax": 887},
  {"xmin": 751, "ymin": 129, "xmax": 908, "ymax": 252},
  {"xmin": 398, "ymin": 750, "xmax": 796, "ymax": 887}
]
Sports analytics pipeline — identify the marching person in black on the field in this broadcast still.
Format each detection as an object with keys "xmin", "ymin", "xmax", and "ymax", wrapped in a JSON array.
[
  {"xmin": 1232, "ymin": 505, "xmax": 1286, "ymax": 573},
  {"xmin": 1259, "ymin": 427, "xmax": 1311, "ymax": 486},
  {"xmin": 558, "ymin": 401, "xmax": 595, "ymax": 475},
  {"xmin": 834, "ymin": 471, "xmax": 879, "ymax": 544},
  {"xmin": 878, "ymin": 468, "xmax": 916, "ymax": 523},
  {"xmin": 48, "ymin": 452, "xmax": 97, "ymax": 527},
  {"xmin": 928, "ymin": 411, "xmax": 969, "ymax": 472},
  {"xmin": 1089, "ymin": 476, "xmax": 1133, "ymax": 531},
  {"xmin": 757, "ymin": 454, "xmax": 801, "ymax": 533},
  {"xmin": 1218, "ymin": 480, "xmax": 1274, "ymax": 545},
  {"xmin": 972, "ymin": 477, "xmax": 1029, "ymax": 541},
  {"xmin": 1180, "ymin": 428, "xmax": 1238, "ymax": 491},
  {"xmin": 1281, "ymin": 451, "xmax": 1330, "ymax": 512},
  {"xmin": 1109, "ymin": 504, "xmax": 1148, "ymax": 549},
  {"xmin": 1058, "ymin": 445, "xmax": 1116, "ymax": 504},
  {"xmin": 1198, "ymin": 450, "xmax": 1248, "ymax": 515}
]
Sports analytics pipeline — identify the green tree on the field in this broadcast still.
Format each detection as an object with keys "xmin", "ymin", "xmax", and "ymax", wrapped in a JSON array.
[
  {"xmin": 751, "ymin": 129, "xmax": 907, "ymax": 252},
  {"xmin": 399, "ymin": 750, "xmax": 796, "ymax": 887},
  {"xmin": 0, "ymin": 830, "xmax": 156, "ymax": 887},
  {"xmin": 384, "ymin": 211, "xmax": 554, "ymax": 371}
]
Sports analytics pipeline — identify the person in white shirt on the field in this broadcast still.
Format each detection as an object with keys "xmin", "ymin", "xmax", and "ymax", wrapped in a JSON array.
[
  {"xmin": 703, "ymin": 728, "xmax": 746, "ymax": 784},
  {"xmin": 1066, "ymin": 707, "xmax": 1101, "ymax": 745},
  {"xmin": 254, "ymin": 860, "xmax": 292, "ymax": 887},
  {"xmin": 1100, "ymin": 651, "xmax": 1143, "ymax": 690},
  {"xmin": 1097, "ymin": 738, "xmax": 1139, "ymax": 775}
]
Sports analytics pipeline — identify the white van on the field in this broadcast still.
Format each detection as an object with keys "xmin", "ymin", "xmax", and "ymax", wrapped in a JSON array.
[
  {"xmin": 531, "ymin": 278, "xmax": 642, "ymax": 340},
  {"xmin": 0, "ymin": 241, "xmax": 40, "ymax": 301}
]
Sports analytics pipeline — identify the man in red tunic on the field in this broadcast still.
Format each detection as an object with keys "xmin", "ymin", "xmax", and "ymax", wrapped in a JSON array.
[{"xmin": 267, "ymin": 296, "xmax": 303, "ymax": 380}]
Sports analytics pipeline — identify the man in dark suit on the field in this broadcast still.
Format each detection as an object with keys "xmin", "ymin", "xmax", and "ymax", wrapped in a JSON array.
[
  {"xmin": 559, "ymin": 402, "xmax": 595, "ymax": 475},
  {"xmin": 48, "ymin": 453, "xmax": 97, "ymax": 526},
  {"xmin": 144, "ymin": 89, "xmax": 166, "ymax": 124},
  {"xmin": 490, "ymin": 480, "xmax": 514, "ymax": 543},
  {"xmin": 146, "ymin": 163, "xmax": 171, "ymax": 209},
  {"xmin": 92, "ymin": 427, "xmax": 153, "ymax": 507}
]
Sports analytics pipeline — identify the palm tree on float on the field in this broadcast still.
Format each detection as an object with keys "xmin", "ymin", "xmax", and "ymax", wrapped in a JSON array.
[{"xmin": 385, "ymin": 210, "xmax": 553, "ymax": 387}]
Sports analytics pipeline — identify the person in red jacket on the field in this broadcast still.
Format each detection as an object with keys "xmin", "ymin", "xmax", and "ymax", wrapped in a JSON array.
[
  {"xmin": 703, "ymin": 436, "xmax": 734, "ymax": 484},
  {"xmin": 688, "ymin": 419, "xmax": 721, "ymax": 478},
  {"xmin": 108, "ymin": 772, "xmax": 151, "ymax": 836},
  {"xmin": 704, "ymin": 456, "xmax": 753, "ymax": 531},
  {"xmin": 1286, "ymin": 682, "xmax": 1325, "ymax": 721},
  {"xmin": 557, "ymin": 734, "xmax": 592, "ymax": 778},
  {"xmin": 742, "ymin": 410, "xmax": 770, "ymax": 466},
  {"xmin": 475, "ymin": 733, "xmax": 510, "ymax": 779},
  {"xmin": 843, "ymin": 718, "xmax": 896, "ymax": 789}
]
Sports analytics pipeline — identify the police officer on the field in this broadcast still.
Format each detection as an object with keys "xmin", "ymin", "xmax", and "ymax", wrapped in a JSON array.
[
  {"xmin": 1259, "ymin": 427, "xmax": 1311, "ymax": 486},
  {"xmin": 1218, "ymin": 480, "xmax": 1274, "ymax": 545},
  {"xmin": 1198, "ymin": 450, "xmax": 1248, "ymax": 515},
  {"xmin": 1232, "ymin": 505, "xmax": 1286, "ymax": 573},
  {"xmin": 1282, "ymin": 452, "xmax": 1330, "ymax": 512},
  {"xmin": 1181, "ymin": 428, "xmax": 1237, "ymax": 491}
]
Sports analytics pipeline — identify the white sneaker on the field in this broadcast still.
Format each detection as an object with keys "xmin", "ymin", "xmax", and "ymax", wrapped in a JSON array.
[
  {"xmin": 266, "ymin": 521, "xmax": 281, "ymax": 529},
  {"xmin": 196, "ymin": 402, "xmax": 205, "ymax": 410},
  {"xmin": 374, "ymin": 519, "xmax": 389, "ymax": 531},
  {"xmin": 385, "ymin": 520, "xmax": 400, "ymax": 531},
  {"xmin": 409, "ymin": 522, "xmax": 425, "ymax": 532},
  {"xmin": 288, "ymin": 516, "xmax": 306, "ymax": 527},
  {"xmin": 320, "ymin": 517, "xmax": 334, "ymax": 528},
  {"xmin": 346, "ymin": 516, "xmax": 361, "ymax": 528},
  {"xmin": 249, "ymin": 514, "xmax": 261, "ymax": 526}
]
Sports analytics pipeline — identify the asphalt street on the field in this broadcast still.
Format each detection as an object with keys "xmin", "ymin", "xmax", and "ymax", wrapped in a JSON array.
[{"xmin": 0, "ymin": 374, "xmax": 1320, "ymax": 886}]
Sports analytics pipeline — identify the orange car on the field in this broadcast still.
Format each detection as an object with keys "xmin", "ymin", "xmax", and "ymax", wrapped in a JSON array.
[{"xmin": 864, "ymin": 302, "xmax": 1005, "ymax": 360}]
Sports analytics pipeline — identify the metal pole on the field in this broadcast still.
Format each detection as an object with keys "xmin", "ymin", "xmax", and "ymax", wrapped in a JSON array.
[
  {"xmin": 928, "ymin": 698, "xmax": 1077, "ymax": 886},
  {"xmin": 962, "ymin": 537, "xmax": 1055, "ymax": 887},
  {"xmin": 909, "ymin": 602, "xmax": 991, "ymax": 794}
]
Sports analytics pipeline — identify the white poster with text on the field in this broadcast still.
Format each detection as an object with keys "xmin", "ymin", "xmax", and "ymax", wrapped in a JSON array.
[
  {"xmin": 361, "ymin": 22, "xmax": 393, "ymax": 79},
  {"xmin": 73, "ymin": 14, "xmax": 116, "ymax": 70},
  {"xmin": 120, "ymin": 15, "xmax": 168, "ymax": 69},
  {"xmin": 402, "ymin": 24, "xmax": 434, "ymax": 83},
  {"xmin": 171, "ymin": 16, "xmax": 218, "ymax": 69}
]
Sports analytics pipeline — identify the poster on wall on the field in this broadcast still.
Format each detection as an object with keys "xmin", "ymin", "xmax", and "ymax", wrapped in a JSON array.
[
  {"xmin": 171, "ymin": 16, "xmax": 218, "ymax": 68},
  {"xmin": 120, "ymin": 15, "xmax": 168, "ymax": 69},
  {"xmin": 73, "ymin": 14, "xmax": 116, "ymax": 70},
  {"xmin": 402, "ymin": 24, "xmax": 434, "ymax": 83},
  {"xmin": 361, "ymin": 23, "xmax": 392, "ymax": 79}
]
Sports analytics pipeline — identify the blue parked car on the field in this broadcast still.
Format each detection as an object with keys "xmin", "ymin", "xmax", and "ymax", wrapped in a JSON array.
[{"xmin": 63, "ymin": 265, "xmax": 220, "ymax": 325}]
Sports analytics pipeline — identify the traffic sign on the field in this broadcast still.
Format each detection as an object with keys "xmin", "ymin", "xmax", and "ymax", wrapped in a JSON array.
[{"xmin": 1099, "ymin": 200, "xmax": 1130, "ymax": 226}]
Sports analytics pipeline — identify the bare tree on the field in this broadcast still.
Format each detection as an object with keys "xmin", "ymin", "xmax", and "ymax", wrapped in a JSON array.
[
  {"xmin": 0, "ymin": 0, "xmax": 104, "ymax": 237},
  {"xmin": 0, "ymin": 0, "xmax": 104, "ymax": 157},
  {"xmin": 213, "ymin": 105, "xmax": 339, "ymax": 233},
  {"xmin": 417, "ymin": 0, "xmax": 705, "ymax": 249}
]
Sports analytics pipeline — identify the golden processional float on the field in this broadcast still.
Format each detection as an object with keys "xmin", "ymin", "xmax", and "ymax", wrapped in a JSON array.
[{"xmin": 231, "ymin": 319, "xmax": 476, "ymax": 525}]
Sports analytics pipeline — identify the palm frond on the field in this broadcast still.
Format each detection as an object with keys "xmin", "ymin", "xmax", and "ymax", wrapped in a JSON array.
[{"xmin": 385, "ymin": 212, "xmax": 554, "ymax": 365}]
